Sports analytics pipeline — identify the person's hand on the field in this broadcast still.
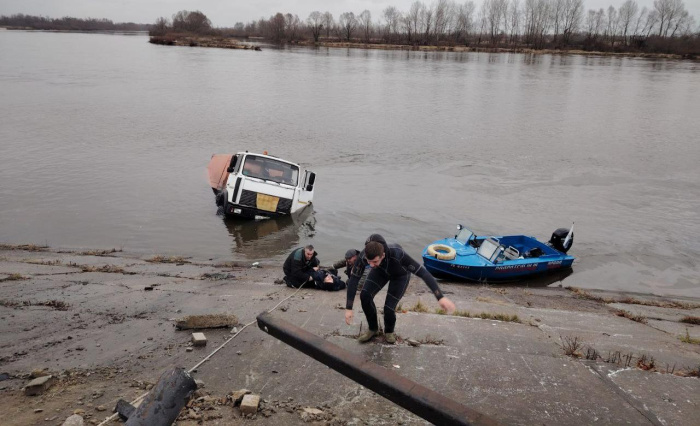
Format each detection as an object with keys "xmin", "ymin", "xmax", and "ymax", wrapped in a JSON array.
[
  {"xmin": 438, "ymin": 297, "xmax": 456, "ymax": 314},
  {"xmin": 313, "ymin": 266, "xmax": 319, "ymax": 271},
  {"xmin": 308, "ymin": 274, "xmax": 314, "ymax": 281},
  {"xmin": 324, "ymin": 275, "xmax": 333, "ymax": 283},
  {"xmin": 345, "ymin": 309, "xmax": 354, "ymax": 325}
]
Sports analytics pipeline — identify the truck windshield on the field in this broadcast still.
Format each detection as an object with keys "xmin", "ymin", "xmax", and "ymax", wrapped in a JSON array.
[{"xmin": 241, "ymin": 155, "xmax": 299, "ymax": 186}]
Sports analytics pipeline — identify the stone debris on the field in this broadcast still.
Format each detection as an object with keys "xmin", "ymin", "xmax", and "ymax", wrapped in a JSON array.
[
  {"xmin": 61, "ymin": 414, "xmax": 84, "ymax": 426},
  {"xmin": 229, "ymin": 388, "xmax": 251, "ymax": 405},
  {"xmin": 30, "ymin": 369, "xmax": 49, "ymax": 379},
  {"xmin": 406, "ymin": 338, "xmax": 422, "ymax": 347},
  {"xmin": 176, "ymin": 314, "xmax": 239, "ymax": 330},
  {"xmin": 191, "ymin": 332, "xmax": 207, "ymax": 347},
  {"xmin": 240, "ymin": 394, "xmax": 260, "ymax": 414},
  {"xmin": 24, "ymin": 375, "xmax": 55, "ymax": 396},
  {"xmin": 195, "ymin": 379, "xmax": 205, "ymax": 388}
]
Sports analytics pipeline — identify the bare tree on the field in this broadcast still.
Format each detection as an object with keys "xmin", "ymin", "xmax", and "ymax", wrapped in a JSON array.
[
  {"xmin": 508, "ymin": 0, "xmax": 521, "ymax": 44},
  {"xmin": 285, "ymin": 13, "xmax": 301, "ymax": 42},
  {"xmin": 434, "ymin": 0, "xmax": 454, "ymax": 42},
  {"xmin": 605, "ymin": 6, "xmax": 619, "ymax": 47},
  {"xmin": 339, "ymin": 12, "xmax": 357, "ymax": 41},
  {"xmin": 307, "ymin": 11, "xmax": 323, "ymax": 42},
  {"xmin": 454, "ymin": 1, "xmax": 476, "ymax": 43},
  {"xmin": 358, "ymin": 10, "xmax": 372, "ymax": 42},
  {"xmin": 421, "ymin": 2, "xmax": 434, "ymax": 43},
  {"xmin": 322, "ymin": 12, "xmax": 334, "ymax": 38},
  {"xmin": 172, "ymin": 10, "xmax": 211, "ymax": 34},
  {"xmin": 404, "ymin": 1, "xmax": 423, "ymax": 43},
  {"xmin": 268, "ymin": 13, "xmax": 286, "ymax": 42},
  {"xmin": 151, "ymin": 16, "xmax": 170, "ymax": 36},
  {"xmin": 561, "ymin": 0, "xmax": 584, "ymax": 44},
  {"xmin": 383, "ymin": 6, "xmax": 401, "ymax": 42},
  {"xmin": 618, "ymin": 0, "xmax": 639, "ymax": 44}
]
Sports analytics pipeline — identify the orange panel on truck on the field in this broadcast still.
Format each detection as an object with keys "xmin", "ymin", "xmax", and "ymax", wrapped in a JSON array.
[{"xmin": 207, "ymin": 154, "xmax": 233, "ymax": 191}]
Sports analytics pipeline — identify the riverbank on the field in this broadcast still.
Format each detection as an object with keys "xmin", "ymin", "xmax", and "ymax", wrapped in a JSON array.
[
  {"xmin": 1, "ymin": 243, "xmax": 699, "ymax": 425},
  {"xmin": 147, "ymin": 33, "xmax": 692, "ymax": 60}
]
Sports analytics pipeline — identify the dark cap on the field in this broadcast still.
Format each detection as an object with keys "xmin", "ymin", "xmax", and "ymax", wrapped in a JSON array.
[{"xmin": 345, "ymin": 249, "xmax": 358, "ymax": 259}]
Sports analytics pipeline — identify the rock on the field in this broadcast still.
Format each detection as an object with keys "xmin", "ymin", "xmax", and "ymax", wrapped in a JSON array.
[
  {"xmin": 30, "ymin": 369, "xmax": 49, "ymax": 379},
  {"xmin": 303, "ymin": 407, "xmax": 323, "ymax": 415},
  {"xmin": 230, "ymin": 389, "xmax": 251, "ymax": 405},
  {"xmin": 195, "ymin": 379, "xmax": 205, "ymax": 388},
  {"xmin": 24, "ymin": 375, "xmax": 55, "ymax": 396},
  {"xmin": 34, "ymin": 408, "xmax": 43, "ymax": 413},
  {"xmin": 406, "ymin": 339, "xmax": 421, "ymax": 347},
  {"xmin": 73, "ymin": 409, "xmax": 85, "ymax": 415},
  {"xmin": 240, "ymin": 394, "xmax": 260, "ymax": 414},
  {"xmin": 0, "ymin": 372, "xmax": 9, "ymax": 381},
  {"xmin": 191, "ymin": 332, "xmax": 207, "ymax": 347},
  {"xmin": 61, "ymin": 414, "xmax": 84, "ymax": 426},
  {"xmin": 95, "ymin": 405, "xmax": 106, "ymax": 412}
]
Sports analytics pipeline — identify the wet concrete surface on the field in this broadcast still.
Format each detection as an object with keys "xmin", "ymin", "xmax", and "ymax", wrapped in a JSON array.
[{"xmin": 1, "ymin": 245, "xmax": 699, "ymax": 425}]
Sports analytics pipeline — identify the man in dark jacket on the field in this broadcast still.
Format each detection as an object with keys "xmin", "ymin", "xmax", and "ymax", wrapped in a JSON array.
[
  {"xmin": 283, "ymin": 245, "xmax": 320, "ymax": 288},
  {"xmin": 344, "ymin": 234, "xmax": 456, "ymax": 344}
]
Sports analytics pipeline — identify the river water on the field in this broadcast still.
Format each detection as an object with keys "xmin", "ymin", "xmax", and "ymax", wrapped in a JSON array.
[{"xmin": 1, "ymin": 31, "xmax": 699, "ymax": 297}]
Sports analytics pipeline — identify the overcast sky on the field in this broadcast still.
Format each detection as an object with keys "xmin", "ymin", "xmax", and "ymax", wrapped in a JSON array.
[{"xmin": 1, "ymin": 0, "xmax": 697, "ymax": 28}]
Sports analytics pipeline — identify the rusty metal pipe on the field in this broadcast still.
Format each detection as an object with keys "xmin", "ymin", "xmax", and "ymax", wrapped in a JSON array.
[{"xmin": 257, "ymin": 312, "xmax": 498, "ymax": 426}]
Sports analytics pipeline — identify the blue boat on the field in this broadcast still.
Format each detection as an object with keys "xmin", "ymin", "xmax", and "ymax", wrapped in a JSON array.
[{"xmin": 422, "ymin": 224, "xmax": 574, "ymax": 282}]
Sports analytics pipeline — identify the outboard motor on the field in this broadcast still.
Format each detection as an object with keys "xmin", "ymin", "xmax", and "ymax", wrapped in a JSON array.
[{"xmin": 549, "ymin": 228, "xmax": 573, "ymax": 253}]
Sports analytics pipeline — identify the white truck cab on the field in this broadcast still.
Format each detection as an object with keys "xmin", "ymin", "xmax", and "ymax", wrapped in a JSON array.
[{"xmin": 208, "ymin": 152, "xmax": 315, "ymax": 219}]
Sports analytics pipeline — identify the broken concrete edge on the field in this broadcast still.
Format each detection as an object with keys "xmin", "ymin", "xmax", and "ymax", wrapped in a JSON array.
[{"xmin": 23, "ymin": 375, "xmax": 55, "ymax": 396}]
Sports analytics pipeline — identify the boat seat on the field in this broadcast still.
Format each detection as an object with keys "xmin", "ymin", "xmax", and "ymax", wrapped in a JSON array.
[
  {"xmin": 503, "ymin": 246, "xmax": 520, "ymax": 260},
  {"xmin": 477, "ymin": 238, "xmax": 504, "ymax": 263}
]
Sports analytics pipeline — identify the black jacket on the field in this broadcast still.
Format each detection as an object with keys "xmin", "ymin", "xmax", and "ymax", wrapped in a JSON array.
[
  {"xmin": 345, "ymin": 234, "xmax": 444, "ymax": 309},
  {"xmin": 283, "ymin": 247, "xmax": 320, "ymax": 284}
]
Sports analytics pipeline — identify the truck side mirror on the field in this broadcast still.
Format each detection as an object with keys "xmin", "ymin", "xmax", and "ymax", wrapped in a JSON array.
[
  {"xmin": 227, "ymin": 155, "xmax": 239, "ymax": 173},
  {"xmin": 305, "ymin": 172, "xmax": 316, "ymax": 191}
]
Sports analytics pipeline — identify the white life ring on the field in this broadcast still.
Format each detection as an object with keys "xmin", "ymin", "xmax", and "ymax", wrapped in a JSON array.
[{"xmin": 427, "ymin": 244, "xmax": 456, "ymax": 261}]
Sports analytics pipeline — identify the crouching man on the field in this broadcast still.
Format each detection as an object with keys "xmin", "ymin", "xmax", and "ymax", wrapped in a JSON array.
[
  {"xmin": 344, "ymin": 234, "xmax": 455, "ymax": 344},
  {"xmin": 283, "ymin": 245, "xmax": 320, "ymax": 288},
  {"xmin": 283, "ymin": 245, "xmax": 346, "ymax": 291}
]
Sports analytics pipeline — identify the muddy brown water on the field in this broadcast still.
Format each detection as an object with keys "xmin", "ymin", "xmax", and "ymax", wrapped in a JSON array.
[{"xmin": 1, "ymin": 31, "xmax": 699, "ymax": 297}]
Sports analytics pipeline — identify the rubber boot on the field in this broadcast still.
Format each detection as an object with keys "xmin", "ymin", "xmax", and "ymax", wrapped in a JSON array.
[
  {"xmin": 385, "ymin": 333, "xmax": 396, "ymax": 344},
  {"xmin": 357, "ymin": 330, "xmax": 378, "ymax": 343}
]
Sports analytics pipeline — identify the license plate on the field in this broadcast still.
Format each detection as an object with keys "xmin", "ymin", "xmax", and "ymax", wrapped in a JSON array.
[{"xmin": 256, "ymin": 193, "xmax": 279, "ymax": 212}]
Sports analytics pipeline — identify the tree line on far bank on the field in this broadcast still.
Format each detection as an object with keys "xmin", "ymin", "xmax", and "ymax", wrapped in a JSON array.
[
  {"xmin": 0, "ymin": 13, "xmax": 149, "ymax": 31},
  {"xmin": 152, "ymin": 1, "xmax": 698, "ymax": 57}
]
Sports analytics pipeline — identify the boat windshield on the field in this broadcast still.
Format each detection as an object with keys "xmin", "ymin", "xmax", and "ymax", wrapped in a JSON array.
[
  {"xmin": 456, "ymin": 228, "xmax": 474, "ymax": 245},
  {"xmin": 242, "ymin": 155, "xmax": 298, "ymax": 186}
]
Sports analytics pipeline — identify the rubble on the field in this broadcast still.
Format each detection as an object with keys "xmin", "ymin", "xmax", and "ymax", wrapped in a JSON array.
[
  {"xmin": 240, "ymin": 394, "xmax": 260, "ymax": 414},
  {"xmin": 191, "ymin": 332, "xmax": 207, "ymax": 346},
  {"xmin": 61, "ymin": 414, "xmax": 84, "ymax": 426},
  {"xmin": 24, "ymin": 375, "xmax": 55, "ymax": 396},
  {"xmin": 229, "ymin": 389, "xmax": 251, "ymax": 405}
]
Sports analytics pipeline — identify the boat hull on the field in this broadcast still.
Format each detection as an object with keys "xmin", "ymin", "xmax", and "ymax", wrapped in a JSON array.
[{"xmin": 422, "ymin": 235, "xmax": 574, "ymax": 283}]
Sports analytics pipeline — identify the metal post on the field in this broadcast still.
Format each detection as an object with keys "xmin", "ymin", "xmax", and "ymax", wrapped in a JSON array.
[{"xmin": 257, "ymin": 312, "xmax": 499, "ymax": 426}]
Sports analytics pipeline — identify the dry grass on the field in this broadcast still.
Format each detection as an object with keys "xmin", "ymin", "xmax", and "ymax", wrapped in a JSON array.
[
  {"xmin": 1, "ymin": 273, "xmax": 29, "ymax": 282},
  {"xmin": 453, "ymin": 309, "xmax": 471, "ymax": 317},
  {"xmin": 417, "ymin": 335, "xmax": 445, "ymax": 345},
  {"xmin": 565, "ymin": 287, "xmax": 614, "ymax": 303},
  {"xmin": 561, "ymin": 335, "xmax": 583, "ymax": 357},
  {"xmin": 680, "ymin": 316, "xmax": 700, "ymax": 325},
  {"xmin": 147, "ymin": 255, "xmax": 190, "ymax": 264},
  {"xmin": 79, "ymin": 264, "xmax": 125, "ymax": 273},
  {"xmin": 615, "ymin": 309, "xmax": 648, "ymax": 324},
  {"xmin": 0, "ymin": 243, "xmax": 49, "ymax": 252},
  {"xmin": 24, "ymin": 259, "xmax": 61, "ymax": 265},
  {"xmin": 476, "ymin": 296, "xmax": 509, "ymax": 305},
  {"xmin": 0, "ymin": 299, "xmax": 70, "ymax": 310},
  {"xmin": 434, "ymin": 308, "xmax": 447, "ymax": 315},
  {"xmin": 636, "ymin": 354, "xmax": 656, "ymax": 371},
  {"xmin": 410, "ymin": 300, "xmax": 430, "ymax": 313},
  {"xmin": 679, "ymin": 329, "xmax": 700, "ymax": 345},
  {"xmin": 566, "ymin": 287, "xmax": 699, "ymax": 309},
  {"xmin": 78, "ymin": 248, "xmax": 121, "ymax": 256}
]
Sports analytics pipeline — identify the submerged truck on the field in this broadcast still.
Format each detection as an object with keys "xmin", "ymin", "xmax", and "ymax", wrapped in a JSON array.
[{"xmin": 207, "ymin": 152, "xmax": 316, "ymax": 219}]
